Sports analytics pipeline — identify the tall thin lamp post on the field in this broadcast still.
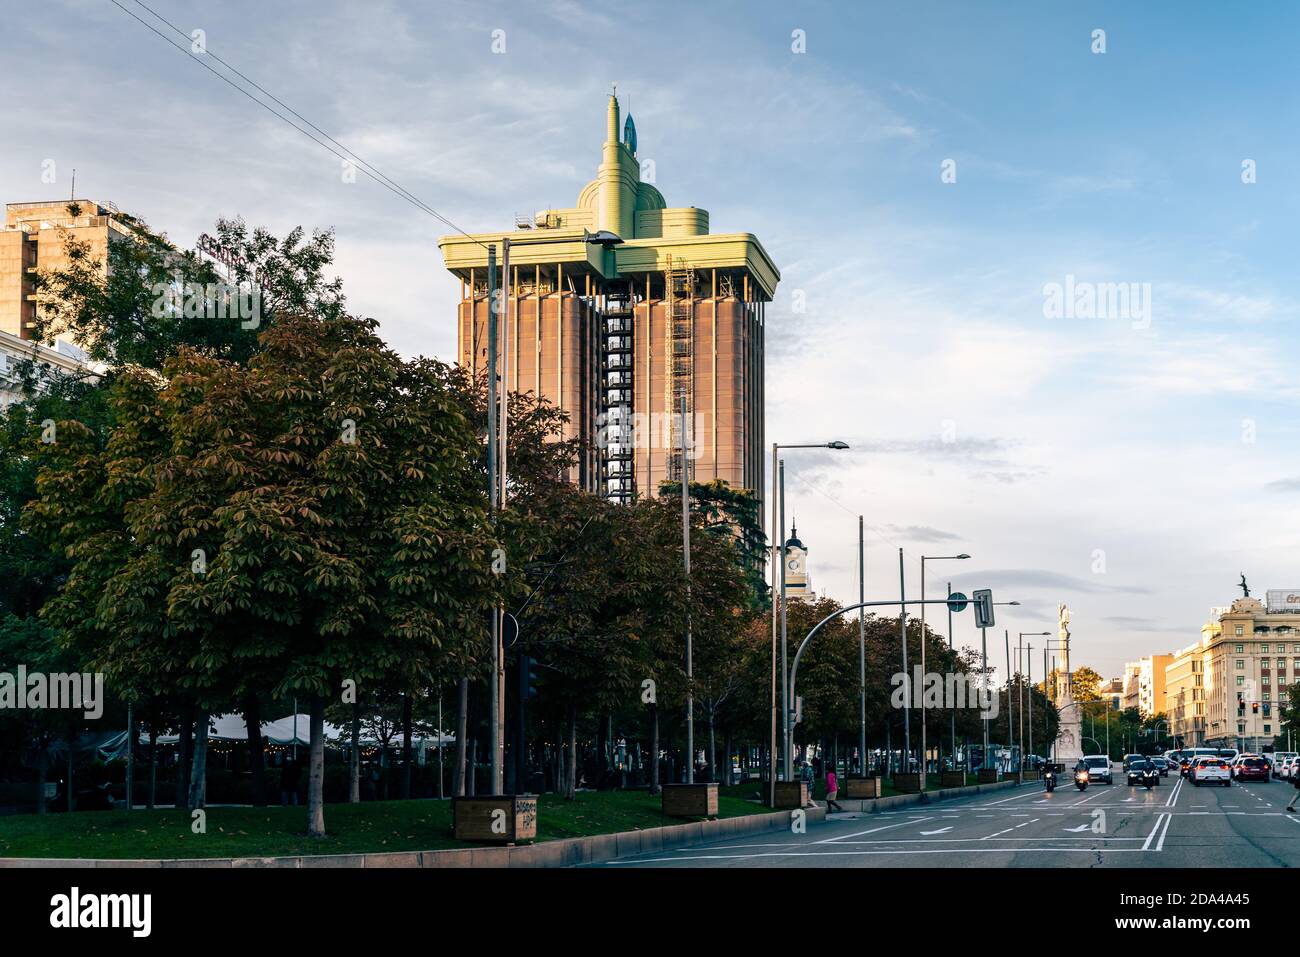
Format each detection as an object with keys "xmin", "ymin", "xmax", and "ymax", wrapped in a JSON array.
[
  {"xmin": 680, "ymin": 396, "xmax": 693, "ymax": 783},
  {"xmin": 485, "ymin": 229, "xmax": 623, "ymax": 794},
  {"xmin": 858, "ymin": 517, "xmax": 866, "ymax": 776},
  {"xmin": 1018, "ymin": 631, "xmax": 1049, "ymax": 762},
  {"xmin": 919, "ymin": 553, "xmax": 969, "ymax": 787},
  {"xmin": 768, "ymin": 439, "xmax": 848, "ymax": 800}
]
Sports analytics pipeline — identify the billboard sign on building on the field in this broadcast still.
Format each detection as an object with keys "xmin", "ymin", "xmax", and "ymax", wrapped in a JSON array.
[{"xmin": 1265, "ymin": 589, "xmax": 1300, "ymax": 613}]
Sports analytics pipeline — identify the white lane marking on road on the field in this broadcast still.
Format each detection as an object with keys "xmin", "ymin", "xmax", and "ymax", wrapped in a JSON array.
[
  {"xmin": 1164, "ymin": 778, "xmax": 1183, "ymax": 807},
  {"xmin": 1063, "ymin": 824, "xmax": 1090, "ymax": 832},
  {"xmin": 919, "ymin": 827, "xmax": 953, "ymax": 835},
  {"xmin": 1155, "ymin": 812, "xmax": 1173, "ymax": 851},
  {"xmin": 608, "ymin": 846, "xmax": 1156, "ymax": 863},
  {"xmin": 1142, "ymin": 813, "xmax": 1169, "ymax": 851},
  {"xmin": 813, "ymin": 816, "xmax": 933, "ymax": 844},
  {"xmin": 975, "ymin": 788, "xmax": 1055, "ymax": 808},
  {"xmin": 1068, "ymin": 788, "xmax": 1108, "ymax": 807}
]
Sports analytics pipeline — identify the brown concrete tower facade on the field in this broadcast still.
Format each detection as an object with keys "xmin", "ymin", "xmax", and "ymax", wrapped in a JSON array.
[{"xmin": 440, "ymin": 96, "xmax": 778, "ymax": 506}]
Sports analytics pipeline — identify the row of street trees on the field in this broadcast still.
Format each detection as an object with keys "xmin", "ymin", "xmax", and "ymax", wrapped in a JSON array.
[{"xmin": 0, "ymin": 205, "xmax": 1058, "ymax": 838}]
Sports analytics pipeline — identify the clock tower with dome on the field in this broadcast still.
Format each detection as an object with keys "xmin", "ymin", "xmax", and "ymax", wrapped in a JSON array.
[{"xmin": 783, "ymin": 523, "xmax": 810, "ymax": 599}]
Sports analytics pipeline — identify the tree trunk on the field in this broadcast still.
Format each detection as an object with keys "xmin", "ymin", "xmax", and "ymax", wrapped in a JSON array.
[
  {"xmin": 188, "ymin": 710, "xmax": 210, "ymax": 810},
  {"xmin": 723, "ymin": 731, "xmax": 732, "ymax": 786},
  {"xmin": 565, "ymin": 703, "xmax": 578, "ymax": 800},
  {"xmin": 401, "ymin": 694, "xmax": 413, "ymax": 800},
  {"xmin": 147, "ymin": 724, "xmax": 157, "ymax": 810},
  {"xmin": 452, "ymin": 677, "xmax": 469, "ymax": 797},
  {"xmin": 307, "ymin": 694, "xmax": 326, "ymax": 837},
  {"xmin": 243, "ymin": 697, "xmax": 266, "ymax": 807},
  {"xmin": 708, "ymin": 712, "xmax": 717, "ymax": 783},
  {"xmin": 35, "ymin": 744, "xmax": 47, "ymax": 815},
  {"xmin": 175, "ymin": 708, "xmax": 193, "ymax": 808},
  {"xmin": 467, "ymin": 738, "xmax": 477, "ymax": 797},
  {"xmin": 649, "ymin": 703, "xmax": 660, "ymax": 795},
  {"xmin": 125, "ymin": 700, "xmax": 135, "ymax": 811},
  {"xmin": 349, "ymin": 700, "xmax": 361, "ymax": 803}
]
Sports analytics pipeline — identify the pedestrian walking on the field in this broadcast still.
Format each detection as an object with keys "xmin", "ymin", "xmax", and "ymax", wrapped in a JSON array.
[
  {"xmin": 1288, "ymin": 770, "xmax": 1300, "ymax": 813},
  {"xmin": 825, "ymin": 766, "xmax": 843, "ymax": 812}
]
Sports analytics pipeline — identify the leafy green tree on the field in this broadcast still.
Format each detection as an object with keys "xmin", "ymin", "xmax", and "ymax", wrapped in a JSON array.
[{"xmin": 28, "ymin": 312, "xmax": 496, "ymax": 835}]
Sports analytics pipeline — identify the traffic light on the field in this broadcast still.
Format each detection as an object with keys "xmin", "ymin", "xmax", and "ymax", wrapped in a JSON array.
[
  {"xmin": 1252, "ymin": 701, "xmax": 1259, "ymax": 715},
  {"xmin": 972, "ymin": 589, "xmax": 995, "ymax": 628},
  {"xmin": 519, "ymin": 654, "xmax": 540, "ymax": 700},
  {"xmin": 1237, "ymin": 694, "xmax": 1245, "ymax": 717}
]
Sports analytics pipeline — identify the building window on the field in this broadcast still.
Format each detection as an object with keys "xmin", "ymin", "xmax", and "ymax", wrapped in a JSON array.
[
  {"xmin": 1280, "ymin": 659, "xmax": 1288, "ymax": 670},
  {"xmin": 1265, "ymin": 724, "xmax": 1272, "ymax": 733},
  {"xmin": 1236, "ymin": 659, "xmax": 1244, "ymax": 669},
  {"xmin": 1235, "ymin": 630, "xmax": 1244, "ymax": 639},
  {"xmin": 1263, "ymin": 677, "xmax": 1270, "ymax": 687},
  {"xmin": 1239, "ymin": 723, "xmax": 1246, "ymax": 733},
  {"xmin": 1236, "ymin": 676, "xmax": 1245, "ymax": 686}
]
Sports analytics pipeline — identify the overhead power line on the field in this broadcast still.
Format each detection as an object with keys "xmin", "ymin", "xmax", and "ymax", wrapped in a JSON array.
[{"xmin": 109, "ymin": 0, "xmax": 486, "ymax": 247}]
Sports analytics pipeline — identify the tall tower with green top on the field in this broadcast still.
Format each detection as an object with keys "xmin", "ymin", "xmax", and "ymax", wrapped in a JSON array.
[{"xmin": 439, "ymin": 94, "xmax": 778, "ymax": 505}]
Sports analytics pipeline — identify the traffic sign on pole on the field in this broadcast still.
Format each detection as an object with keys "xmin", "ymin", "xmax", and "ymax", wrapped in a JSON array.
[
  {"xmin": 947, "ymin": 591, "xmax": 969, "ymax": 614},
  {"xmin": 972, "ymin": 589, "xmax": 995, "ymax": 628}
]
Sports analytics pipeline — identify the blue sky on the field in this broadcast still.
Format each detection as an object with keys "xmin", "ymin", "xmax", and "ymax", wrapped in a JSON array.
[{"xmin": 6, "ymin": 0, "xmax": 1300, "ymax": 680}]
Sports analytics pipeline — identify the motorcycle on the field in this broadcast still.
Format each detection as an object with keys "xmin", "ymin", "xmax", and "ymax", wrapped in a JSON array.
[
  {"xmin": 1044, "ymin": 766, "xmax": 1056, "ymax": 792},
  {"xmin": 1141, "ymin": 767, "xmax": 1158, "ymax": 790},
  {"xmin": 1075, "ymin": 768, "xmax": 1089, "ymax": 791}
]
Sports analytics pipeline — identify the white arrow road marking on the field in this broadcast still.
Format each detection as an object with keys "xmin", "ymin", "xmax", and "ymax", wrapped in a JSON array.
[
  {"xmin": 919, "ymin": 827, "xmax": 953, "ymax": 835},
  {"xmin": 1063, "ymin": 824, "xmax": 1091, "ymax": 832}
]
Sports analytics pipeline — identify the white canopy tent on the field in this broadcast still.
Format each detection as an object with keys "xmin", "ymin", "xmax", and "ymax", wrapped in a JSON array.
[{"xmin": 152, "ymin": 713, "xmax": 453, "ymax": 749}]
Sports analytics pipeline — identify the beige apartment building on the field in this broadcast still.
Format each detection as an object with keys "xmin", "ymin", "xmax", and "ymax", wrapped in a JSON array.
[
  {"xmin": 1, "ymin": 199, "xmax": 128, "ymax": 342},
  {"xmin": 1166, "ymin": 596, "xmax": 1299, "ymax": 749},
  {"xmin": 439, "ymin": 95, "xmax": 775, "ymax": 503}
]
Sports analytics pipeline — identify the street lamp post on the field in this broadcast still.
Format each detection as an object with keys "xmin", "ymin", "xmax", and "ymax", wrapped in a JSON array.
[
  {"xmin": 919, "ymin": 553, "xmax": 969, "ymax": 788},
  {"xmin": 1017, "ymin": 632, "xmax": 1049, "ymax": 764},
  {"xmin": 484, "ymin": 229, "xmax": 623, "ymax": 795},
  {"xmin": 768, "ymin": 439, "xmax": 848, "ymax": 804}
]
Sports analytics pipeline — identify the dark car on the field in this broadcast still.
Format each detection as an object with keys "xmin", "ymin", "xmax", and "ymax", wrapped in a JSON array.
[
  {"xmin": 1150, "ymin": 757, "xmax": 1170, "ymax": 776},
  {"xmin": 1235, "ymin": 756, "xmax": 1270, "ymax": 782},
  {"xmin": 1122, "ymin": 753, "xmax": 1144, "ymax": 771},
  {"xmin": 1126, "ymin": 758, "xmax": 1159, "ymax": 786}
]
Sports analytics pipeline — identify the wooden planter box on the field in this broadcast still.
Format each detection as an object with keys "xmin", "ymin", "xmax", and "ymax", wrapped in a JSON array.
[
  {"xmin": 1002, "ymin": 770, "xmax": 1021, "ymax": 782},
  {"xmin": 940, "ymin": 771, "xmax": 966, "ymax": 789},
  {"xmin": 452, "ymin": 794, "xmax": 538, "ymax": 845},
  {"xmin": 977, "ymin": 769, "xmax": 1000, "ymax": 784},
  {"xmin": 892, "ymin": 773, "xmax": 922, "ymax": 793},
  {"xmin": 768, "ymin": 781, "xmax": 809, "ymax": 809},
  {"xmin": 843, "ymin": 776, "xmax": 882, "ymax": 799},
  {"xmin": 662, "ymin": 782, "xmax": 719, "ymax": 819}
]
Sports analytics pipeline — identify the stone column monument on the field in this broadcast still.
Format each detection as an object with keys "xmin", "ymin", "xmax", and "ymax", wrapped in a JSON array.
[{"xmin": 1052, "ymin": 602, "xmax": 1084, "ymax": 765}]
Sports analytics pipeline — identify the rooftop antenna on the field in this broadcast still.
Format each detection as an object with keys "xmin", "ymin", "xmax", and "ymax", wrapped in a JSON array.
[{"xmin": 70, "ymin": 169, "xmax": 76, "ymax": 201}]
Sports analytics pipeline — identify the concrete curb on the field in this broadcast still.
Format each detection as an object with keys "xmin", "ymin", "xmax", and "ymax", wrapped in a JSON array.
[
  {"xmin": 0, "ymin": 803, "xmax": 827, "ymax": 869},
  {"xmin": 834, "ymin": 778, "xmax": 1020, "ymax": 814},
  {"xmin": 0, "ymin": 780, "xmax": 1019, "ymax": 868}
]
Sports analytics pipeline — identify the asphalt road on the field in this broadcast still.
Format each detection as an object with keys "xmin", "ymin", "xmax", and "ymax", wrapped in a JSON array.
[{"xmin": 600, "ymin": 769, "xmax": 1300, "ymax": 867}]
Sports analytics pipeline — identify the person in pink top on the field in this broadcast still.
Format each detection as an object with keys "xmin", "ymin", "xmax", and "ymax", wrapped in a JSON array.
[{"xmin": 824, "ymin": 767, "xmax": 843, "ymax": 812}]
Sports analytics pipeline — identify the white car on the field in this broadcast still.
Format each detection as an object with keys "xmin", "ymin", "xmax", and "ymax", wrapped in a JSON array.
[
  {"xmin": 1079, "ymin": 755, "xmax": 1113, "ymax": 784},
  {"xmin": 1189, "ymin": 756, "xmax": 1232, "ymax": 787},
  {"xmin": 1271, "ymin": 753, "xmax": 1297, "ymax": 779},
  {"xmin": 1284, "ymin": 756, "xmax": 1300, "ymax": 781}
]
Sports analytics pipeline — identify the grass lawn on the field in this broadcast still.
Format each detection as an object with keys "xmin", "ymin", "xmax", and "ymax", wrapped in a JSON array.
[{"xmin": 0, "ymin": 789, "xmax": 762, "ymax": 860}]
